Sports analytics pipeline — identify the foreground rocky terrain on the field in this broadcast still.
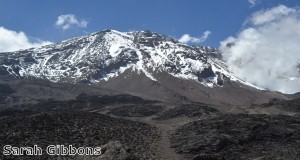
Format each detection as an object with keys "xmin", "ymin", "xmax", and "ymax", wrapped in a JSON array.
[
  {"xmin": 171, "ymin": 114, "xmax": 300, "ymax": 160},
  {"xmin": 0, "ymin": 94, "xmax": 300, "ymax": 160},
  {"xmin": 0, "ymin": 109, "xmax": 159, "ymax": 160}
]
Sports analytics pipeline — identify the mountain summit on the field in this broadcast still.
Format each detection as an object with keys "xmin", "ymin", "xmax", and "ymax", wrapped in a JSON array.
[
  {"xmin": 0, "ymin": 30, "xmax": 255, "ymax": 87},
  {"xmin": 0, "ymin": 30, "xmax": 285, "ymax": 104}
]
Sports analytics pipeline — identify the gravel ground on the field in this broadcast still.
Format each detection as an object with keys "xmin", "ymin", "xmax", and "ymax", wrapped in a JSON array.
[
  {"xmin": 171, "ymin": 114, "xmax": 300, "ymax": 160},
  {"xmin": 109, "ymin": 104, "xmax": 164, "ymax": 117},
  {"xmin": 154, "ymin": 104, "xmax": 219, "ymax": 120},
  {"xmin": 0, "ymin": 110, "xmax": 160, "ymax": 160}
]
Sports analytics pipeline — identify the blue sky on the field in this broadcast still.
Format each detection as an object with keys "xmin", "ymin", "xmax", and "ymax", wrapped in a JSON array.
[{"xmin": 0, "ymin": 0, "xmax": 298, "ymax": 48}]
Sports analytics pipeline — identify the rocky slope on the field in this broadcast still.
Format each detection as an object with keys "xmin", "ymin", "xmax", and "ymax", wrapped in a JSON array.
[
  {"xmin": 1, "ymin": 96, "xmax": 299, "ymax": 160},
  {"xmin": 0, "ymin": 109, "xmax": 159, "ymax": 160},
  {"xmin": 171, "ymin": 114, "xmax": 300, "ymax": 160},
  {"xmin": 0, "ymin": 30, "xmax": 287, "ymax": 105}
]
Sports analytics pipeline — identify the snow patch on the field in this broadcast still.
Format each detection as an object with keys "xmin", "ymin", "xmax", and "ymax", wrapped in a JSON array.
[{"xmin": 109, "ymin": 44, "xmax": 122, "ymax": 57}]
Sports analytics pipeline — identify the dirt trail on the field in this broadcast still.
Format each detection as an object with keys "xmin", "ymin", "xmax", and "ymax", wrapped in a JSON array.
[
  {"xmin": 107, "ymin": 113, "xmax": 189, "ymax": 160},
  {"xmin": 142, "ymin": 116, "xmax": 186, "ymax": 160}
]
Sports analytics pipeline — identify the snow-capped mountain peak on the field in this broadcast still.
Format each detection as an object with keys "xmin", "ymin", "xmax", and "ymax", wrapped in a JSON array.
[{"xmin": 0, "ymin": 29, "xmax": 262, "ymax": 89}]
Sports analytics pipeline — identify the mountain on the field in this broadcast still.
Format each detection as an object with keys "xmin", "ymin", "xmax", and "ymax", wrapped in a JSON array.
[
  {"xmin": 0, "ymin": 30, "xmax": 299, "ymax": 160},
  {"xmin": 0, "ymin": 30, "xmax": 239, "ymax": 85},
  {"xmin": 0, "ymin": 29, "xmax": 286, "ymax": 105}
]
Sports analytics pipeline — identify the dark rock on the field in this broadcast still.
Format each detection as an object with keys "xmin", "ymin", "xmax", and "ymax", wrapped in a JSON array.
[
  {"xmin": 0, "ymin": 84, "xmax": 14, "ymax": 95},
  {"xmin": 192, "ymin": 154, "xmax": 224, "ymax": 160},
  {"xmin": 109, "ymin": 105, "xmax": 164, "ymax": 117},
  {"xmin": 98, "ymin": 141, "xmax": 135, "ymax": 160},
  {"xmin": 29, "ymin": 94, "xmax": 156, "ymax": 111},
  {"xmin": 0, "ymin": 110, "xmax": 159, "ymax": 160},
  {"xmin": 154, "ymin": 104, "xmax": 218, "ymax": 120},
  {"xmin": 171, "ymin": 114, "xmax": 300, "ymax": 160},
  {"xmin": 261, "ymin": 98, "xmax": 300, "ymax": 112},
  {"xmin": 199, "ymin": 66, "xmax": 215, "ymax": 79}
]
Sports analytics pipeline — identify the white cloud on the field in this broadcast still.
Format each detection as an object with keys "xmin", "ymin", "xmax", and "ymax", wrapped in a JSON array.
[
  {"xmin": 248, "ymin": 0, "xmax": 259, "ymax": 7},
  {"xmin": 179, "ymin": 31, "xmax": 211, "ymax": 44},
  {"xmin": 250, "ymin": 4, "xmax": 296, "ymax": 25},
  {"xmin": 55, "ymin": 14, "xmax": 88, "ymax": 30},
  {"xmin": 220, "ymin": 5, "xmax": 300, "ymax": 94},
  {"xmin": 0, "ymin": 27, "xmax": 52, "ymax": 53}
]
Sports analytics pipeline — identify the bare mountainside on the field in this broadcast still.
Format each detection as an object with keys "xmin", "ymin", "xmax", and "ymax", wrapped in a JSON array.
[
  {"xmin": 0, "ymin": 95, "xmax": 300, "ymax": 160},
  {"xmin": 0, "ymin": 30, "xmax": 288, "ymax": 105}
]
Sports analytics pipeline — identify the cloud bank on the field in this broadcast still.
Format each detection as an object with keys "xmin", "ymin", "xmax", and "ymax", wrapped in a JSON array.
[
  {"xmin": 55, "ymin": 14, "xmax": 88, "ymax": 30},
  {"xmin": 220, "ymin": 5, "xmax": 300, "ymax": 94},
  {"xmin": 0, "ymin": 27, "xmax": 51, "ymax": 53},
  {"xmin": 179, "ymin": 31, "xmax": 211, "ymax": 44},
  {"xmin": 250, "ymin": 4, "xmax": 295, "ymax": 25}
]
